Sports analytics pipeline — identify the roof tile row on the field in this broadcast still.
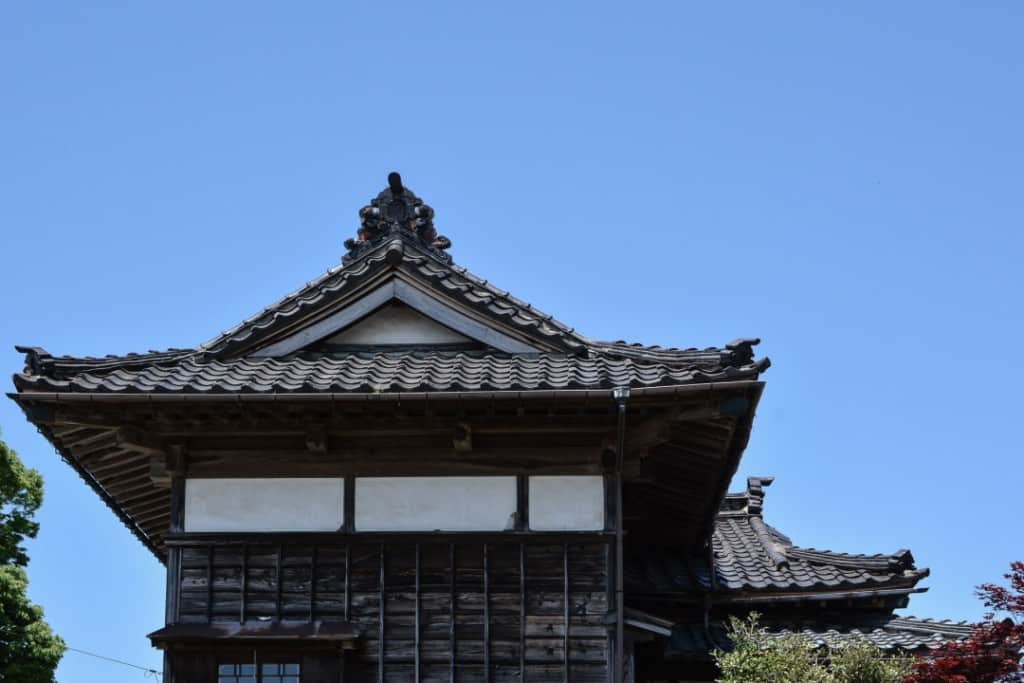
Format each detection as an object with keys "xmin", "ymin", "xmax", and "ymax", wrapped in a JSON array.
[{"xmin": 14, "ymin": 349, "xmax": 766, "ymax": 394}]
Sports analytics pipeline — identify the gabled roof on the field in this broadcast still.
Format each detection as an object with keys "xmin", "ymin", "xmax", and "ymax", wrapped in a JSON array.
[
  {"xmin": 199, "ymin": 236, "xmax": 592, "ymax": 358},
  {"xmin": 627, "ymin": 477, "xmax": 929, "ymax": 601},
  {"xmin": 12, "ymin": 175, "xmax": 768, "ymax": 395}
]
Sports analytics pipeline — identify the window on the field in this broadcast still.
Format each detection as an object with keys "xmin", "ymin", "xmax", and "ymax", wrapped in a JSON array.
[
  {"xmin": 185, "ymin": 478, "xmax": 344, "ymax": 532},
  {"xmin": 355, "ymin": 476, "xmax": 517, "ymax": 531},
  {"xmin": 217, "ymin": 662, "xmax": 300, "ymax": 683},
  {"xmin": 260, "ymin": 663, "xmax": 301, "ymax": 683},
  {"xmin": 218, "ymin": 663, "xmax": 255, "ymax": 683}
]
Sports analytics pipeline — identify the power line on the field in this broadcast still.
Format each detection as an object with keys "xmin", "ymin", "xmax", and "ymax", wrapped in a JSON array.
[{"xmin": 65, "ymin": 646, "xmax": 162, "ymax": 678}]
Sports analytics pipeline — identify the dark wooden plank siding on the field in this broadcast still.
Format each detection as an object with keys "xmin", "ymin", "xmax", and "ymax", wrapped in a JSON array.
[{"xmin": 173, "ymin": 538, "xmax": 608, "ymax": 681}]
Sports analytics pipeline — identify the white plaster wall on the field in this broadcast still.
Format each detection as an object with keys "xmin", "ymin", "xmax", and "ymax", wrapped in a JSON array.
[
  {"xmin": 529, "ymin": 476, "xmax": 605, "ymax": 531},
  {"xmin": 355, "ymin": 477, "xmax": 517, "ymax": 531},
  {"xmin": 327, "ymin": 304, "xmax": 470, "ymax": 345},
  {"xmin": 184, "ymin": 478, "xmax": 345, "ymax": 532}
]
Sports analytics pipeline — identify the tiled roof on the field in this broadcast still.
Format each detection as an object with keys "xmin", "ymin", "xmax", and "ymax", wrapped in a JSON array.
[
  {"xmin": 664, "ymin": 616, "xmax": 972, "ymax": 659},
  {"xmin": 13, "ymin": 347, "xmax": 767, "ymax": 395},
  {"xmin": 628, "ymin": 477, "xmax": 928, "ymax": 597}
]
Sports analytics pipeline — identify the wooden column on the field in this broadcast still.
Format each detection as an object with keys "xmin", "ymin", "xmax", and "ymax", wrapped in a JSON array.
[
  {"xmin": 344, "ymin": 543, "xmax": 351, "ymax": 622},
  {"xmin": 449, "ymin": 543, "xmax": 456, "ymax": 683},
  {"xmin": 378, "ymin": 544, "xmax": 385, "ymax": 683},
  {"xmin": 563, "ymin": 542, "xmax": 570, "ymax": 683},
  {"xmin": 415, "ymin": 543, "xmax": 421, "ymax": 683},
  {"xmin": 275, "ymin": 545, "xmax": 283, "ymax": 622},
  {"xmin": 240, "ymin": 544, "xmax": 248, "ymax": 623},
  {"xmin": 519, "ymin": 543, "xmax": 526, "ymax": 681},
  {"xmin": 483, "ymin": 543, "xmax": 490, "ymax": 683}
]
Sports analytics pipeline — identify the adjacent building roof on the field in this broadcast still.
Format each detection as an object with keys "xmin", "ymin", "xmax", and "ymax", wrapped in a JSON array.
[
  {"xmin": 663, "ymin": 616, "xmax": 973, "ymax": 659},
  {"xmin": 627, "ymin": 477, "xmax": 928, "ymax": 601}
]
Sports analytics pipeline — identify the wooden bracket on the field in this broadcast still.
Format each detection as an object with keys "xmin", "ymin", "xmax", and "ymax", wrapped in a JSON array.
[
  {"xmin": 116, "ymin": 427, "xmax": 166, "ymax": 455},
  {"xmin": 149, "ymin": 454, "xmax": 172, "ymax": 488},
  {"xmin": 305, "ymin": 425, "xmax": 328, "ymax": 453},
  {"xmin": 453, "ymin": 421, "xmax": 472, "ymax": 453}
]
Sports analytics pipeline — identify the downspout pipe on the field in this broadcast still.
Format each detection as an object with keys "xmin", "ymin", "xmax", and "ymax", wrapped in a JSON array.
[{"xmin": 612, "ymin": 386, "xmax": 630, "ymax": 682}]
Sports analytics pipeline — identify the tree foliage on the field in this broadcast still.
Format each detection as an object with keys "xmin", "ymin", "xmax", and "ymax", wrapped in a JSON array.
[
  {"xmin": 713, "ymin": 613, "xmax": 912, "ymax": 683},
  {"xmin": 908, "ymin": 561, "xmax": 1024, "ymax": 683},
  {"xmin": 0, "ymin": 435, "xmax": 64, "ymax": 683},
  {"xmin": 0, "ymin": 435, "xmax": 43, "ymax": 567}
]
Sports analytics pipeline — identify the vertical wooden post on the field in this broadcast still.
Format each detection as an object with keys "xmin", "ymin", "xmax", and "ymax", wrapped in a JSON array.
[
  {"xmin": 240, "ymin": 544, "xmax": 248, "ymax": 623},
  {"xmin": 378, "ymin": 544, "xmax": 385, "ymax": 683},
  {"xmin": 516, "ymin": 474, "xmax": 529, "ymax": 531},
  {"xmin": 343, "ymin": 478, "xmax": 355, "ymax": 533},
  {"xmin": 483, "ymin": 543, "xmax": 490, "ymax": 683},
  {"xmin": 415, "ymin": 543, "xmax": 421, "ymax": 683},
  {"xmin": 276, "ymin": 545, "xmax": 283, "ymax": 622},
  {"xmin": 206, "ymin": 546, "xmax": 214, "ymax": 623},
  {"xmin": 310, "ymin": 546, "xmax": 318, "ymax": 623},
  {"xmin": 449, "ymin": 543, "xmax": 456, "ymax": 683},
  {"xmin": 563, "ymin": 542, "xmax": 570, "ymax": 683},
  {"xmin": 344, "ymin": 543, "xmax": 351, "ymax": 622},
  {"xmin": 519, "ymin": 542, "xmax": 526, "ymax": 682}
]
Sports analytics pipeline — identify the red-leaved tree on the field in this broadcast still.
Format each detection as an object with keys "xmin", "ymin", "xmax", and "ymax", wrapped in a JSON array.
[{"xmin": 907, "ymin": 561, "xmax": 1024, "ymax": 682}]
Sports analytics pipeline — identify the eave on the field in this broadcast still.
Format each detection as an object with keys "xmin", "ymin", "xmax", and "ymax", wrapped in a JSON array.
[{"xmin": 11, "ymin": 379, "xmax": 762, "ymax": 562}]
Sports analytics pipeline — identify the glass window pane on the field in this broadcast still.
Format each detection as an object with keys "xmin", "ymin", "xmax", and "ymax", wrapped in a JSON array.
[{"xmin": 284, "ymin": 664, "xmax": 300, "ymax": 674}]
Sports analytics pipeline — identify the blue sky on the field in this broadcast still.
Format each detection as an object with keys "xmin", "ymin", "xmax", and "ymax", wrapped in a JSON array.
[{"xmin": 2, "ymin": 3, "xmax": 1022, "ymax": 680}]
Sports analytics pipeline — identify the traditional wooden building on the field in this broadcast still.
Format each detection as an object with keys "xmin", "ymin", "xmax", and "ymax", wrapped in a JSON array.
[{"xmin": 10, "ymin": 174, "xmax": 963, "ymax": 682}]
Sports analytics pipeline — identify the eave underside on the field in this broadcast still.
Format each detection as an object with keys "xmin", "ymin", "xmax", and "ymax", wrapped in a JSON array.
[{"xmin": 13, "ymin": 387, "xmax": 760, "ymax": 560}]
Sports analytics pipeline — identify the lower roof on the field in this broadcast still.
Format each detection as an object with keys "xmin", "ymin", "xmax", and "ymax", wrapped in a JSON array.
[
  {"xmin": 627, "ymin": 477, "xmax": 928, "ymax": 602},
  {"xmin": 661, "ymin": 615, "xmax": 973, "ymax": 660}
]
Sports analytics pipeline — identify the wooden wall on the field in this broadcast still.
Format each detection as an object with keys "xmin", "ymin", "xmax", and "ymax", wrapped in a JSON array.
[{"xmin": 170, "ymin": 537, "xmax": 610, "ymax": 682}]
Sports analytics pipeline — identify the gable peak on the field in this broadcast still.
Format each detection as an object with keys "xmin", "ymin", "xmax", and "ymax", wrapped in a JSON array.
[{"xmin": 343, "ymin": 172, "xmax": 452, "ymax": 266}]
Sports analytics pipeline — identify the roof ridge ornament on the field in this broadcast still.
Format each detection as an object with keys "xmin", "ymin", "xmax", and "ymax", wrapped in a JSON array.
[{"xmin": 343, "ymin": 172, "xmax": 452, "ymax": 265}]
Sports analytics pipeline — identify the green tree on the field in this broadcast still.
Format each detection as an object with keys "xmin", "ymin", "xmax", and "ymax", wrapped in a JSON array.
[
  {"xmin": 713, "ymin": 613, "xmax": 911, "ymax": 683},
  {"xmin": 0, "ymin": 435, "xmax": 64, "ymax": 683}
]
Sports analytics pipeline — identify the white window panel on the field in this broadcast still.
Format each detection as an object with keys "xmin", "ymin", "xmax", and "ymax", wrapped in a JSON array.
[
  {"xmin": 529, "ymin": 476, "xmax": 605, "ymax": 531},
  {"xmin": 355, "ymin": 477, "xmax": 517, "ymax": 531},
  {"xmin": 185, "ymin": 478, "xmax": 344, "ymax": 532}
]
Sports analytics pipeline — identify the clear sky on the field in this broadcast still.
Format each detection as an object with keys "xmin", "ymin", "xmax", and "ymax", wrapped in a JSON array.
[{"xmin": 2, "ymin": 3, "xmax": 1022, "ymax": 680}]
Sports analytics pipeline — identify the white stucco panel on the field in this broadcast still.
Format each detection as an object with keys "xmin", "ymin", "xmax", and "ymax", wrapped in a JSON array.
[
  {"xmin": 355, "ymin": 477, "xmax": 517, "ymax": 531},
  {"xmin": 184, "ymin": 478, "xmax": 345, "ymax": 532},
  {"xmin": 529, "ymin": 476, "xmax": 605, "ymax": 531}
]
